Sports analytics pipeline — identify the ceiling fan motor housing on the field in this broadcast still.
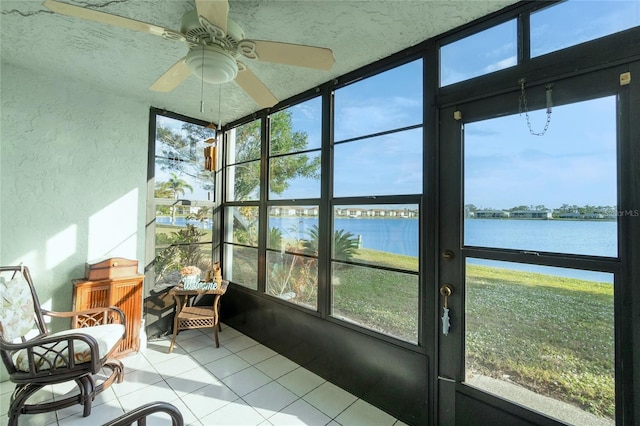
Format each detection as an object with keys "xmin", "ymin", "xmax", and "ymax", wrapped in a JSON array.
[{"xmin": 186, "ymin": 45, "xmax": 238, "ymax": 84}]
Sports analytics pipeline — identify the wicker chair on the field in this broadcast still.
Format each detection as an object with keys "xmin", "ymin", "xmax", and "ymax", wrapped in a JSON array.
[
  {"xmin": 102, "ymin": 401, "xmax": 184, "ymax": 426},
  {"xmin": 0, "ymin": 265, "xmax": 126, "ymax": 426}
]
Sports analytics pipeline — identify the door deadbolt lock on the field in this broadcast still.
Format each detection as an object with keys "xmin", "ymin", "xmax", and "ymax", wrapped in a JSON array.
[{"xmin": 442, "ymin": 249, "xmax": 455, "ymax": 261}]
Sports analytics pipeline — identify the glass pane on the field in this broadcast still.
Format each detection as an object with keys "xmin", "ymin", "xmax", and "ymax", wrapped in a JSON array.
[
  {"xmin": 465, "ymin": 259, "xmax": 614, "ymax": 424},
  {"xmin": 270, "ymin": 98, "xmax": 321, "ymax": 155},
  {"xmin": 332, "ymin": 263, "xmax": 418, "ymax": 343},
  {"xmin": 531, "ymin": 0, "xmax": 640, "ymax": 58},
  {"xmin": 334, "ymin": 128, "xmax": 422, "ymax": 197},
  {"xmin": 464, "ymin": 96, "xmax": 618, "ymax": 256},
  {"xmin": 226, "ymin": 119, "xmax": 262, "ymax": 164},
  {"xmin": 224, "ymin": 206, "xmax": 259, "ymax": 247},
  {"xmin": 269, "ymin": 152, "xmax": 321, "ymax": 200},
  {"xmin": 154, "ymin": 243, "xmax": 212, "ymax": 288},
  {"xmin": 440, "ymin": 20, "xmax": 517, "ymax": 86},
  {"xmin": 334, "ymin": 60, "xmax": 423, "ymax": 141},
  {"xmin": 155, "ymin": 117, "xmax": 216, "ymax": 201},
  {"xmin": 226, "ymin": 161, "xmax": 260, "ymax": 202},
  {"xmin": 224, "ymin": 244, "xmax": 258, "ymax": 290},
  {"xmin": 155, "ymin": 116, "xmax": 216, "ymax": 163},
  {"xmin": 266, "ymin": 251, "xmax": 318, "ymax": 309},
  {"xmin": 153, "ymin": 114, "xmax": 215, "ymax": 291},
  {"xmin": 333, "ymin": 205, "xmax": 419, "ymax": 272},
  {"xmin": 268, "ymin": 207, "xmax": 319, "ymax": 252}
]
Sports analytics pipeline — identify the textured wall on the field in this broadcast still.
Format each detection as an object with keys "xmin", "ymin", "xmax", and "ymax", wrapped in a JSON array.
[{"xmin": 0, "ymin": 62, "xmax": 148, "ymax": 333}]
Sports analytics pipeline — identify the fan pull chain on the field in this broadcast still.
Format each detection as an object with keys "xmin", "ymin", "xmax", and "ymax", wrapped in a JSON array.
[
  {"xmin": 218, "ymin": 84, "xmax": 222, "ymax": 128},
  {"xmin": 200, "ymin": 45, "xmax": 206, "ymax": 113}
]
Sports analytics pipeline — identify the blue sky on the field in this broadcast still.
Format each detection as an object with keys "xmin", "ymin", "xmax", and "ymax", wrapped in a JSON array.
[{"xmin": 464, "ymin": 96, "xmax": 617, "ymax": 210}]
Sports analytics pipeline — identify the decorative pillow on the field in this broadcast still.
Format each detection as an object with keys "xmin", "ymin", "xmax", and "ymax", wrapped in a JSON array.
[
  {"xmin": 0, "ymin": 272, "xmax": 36, "ymax": 342},
  {"xmin": 13, "ymin": 323, "xmax": 125, "ymax": 372}
]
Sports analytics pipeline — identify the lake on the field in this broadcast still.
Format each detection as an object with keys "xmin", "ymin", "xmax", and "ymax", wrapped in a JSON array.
[{"xmin": 269, "ymin": 216, "xmax": 617, "ymax": 282}]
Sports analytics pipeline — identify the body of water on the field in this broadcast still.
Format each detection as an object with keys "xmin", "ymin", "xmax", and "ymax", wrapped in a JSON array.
[
  {"xmin": 156, "ymin": 216, "xmax": 212, "ymax": 229},
  {"xmin": 269, "ymin": 216, "xmax": 617, "ymax": 282}
]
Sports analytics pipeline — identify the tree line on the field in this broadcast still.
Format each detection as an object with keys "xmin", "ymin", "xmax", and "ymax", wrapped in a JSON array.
[{"xmin": 465, "ymin": 204, "xmax": 617, "ymax": 215}]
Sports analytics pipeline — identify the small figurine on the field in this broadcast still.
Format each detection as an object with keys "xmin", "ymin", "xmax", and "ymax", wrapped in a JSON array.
[{"xmin": 213, "ymin": 261, "xmax": 222, "ymax": 284}]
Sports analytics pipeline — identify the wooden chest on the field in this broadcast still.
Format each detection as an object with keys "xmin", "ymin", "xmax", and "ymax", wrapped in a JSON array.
[
  {"xmin": 85, "ymin": 257, "xmax": 138, "ymax": 281},
  {"xmin": 73, "ymin": 275, "xmax": 144, "ymax": 357}
]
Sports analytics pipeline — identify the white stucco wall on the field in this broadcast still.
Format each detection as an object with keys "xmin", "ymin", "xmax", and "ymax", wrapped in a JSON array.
[{"xmin": 0, "ymin": 63, "xmax": 149, "ymax": 330}]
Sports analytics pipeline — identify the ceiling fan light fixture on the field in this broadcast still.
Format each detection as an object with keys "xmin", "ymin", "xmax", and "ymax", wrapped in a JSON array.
[{"xmin": 186, "ymin": 45, "xmax": 238, "ymax": 84}]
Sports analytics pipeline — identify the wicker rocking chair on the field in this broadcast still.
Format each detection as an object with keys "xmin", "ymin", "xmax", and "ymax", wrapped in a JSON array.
[{"xmin": 0, "ymin": 265, "xmax": 126, "ymax": 426}]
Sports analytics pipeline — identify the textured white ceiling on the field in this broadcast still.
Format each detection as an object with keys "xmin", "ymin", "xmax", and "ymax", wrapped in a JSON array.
[{"xmin": 1, "ymin": 0, "xmax": 518, "ymax": 125}]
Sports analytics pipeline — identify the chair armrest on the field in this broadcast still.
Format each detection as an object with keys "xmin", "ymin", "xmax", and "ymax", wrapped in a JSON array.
[
  {"xmin": 0, "ymin": 332, "xmax": 101, "ymax": 374},
  {"xmin": 102, "ymin": 401, "xmax": 184, "ymax": 426}
]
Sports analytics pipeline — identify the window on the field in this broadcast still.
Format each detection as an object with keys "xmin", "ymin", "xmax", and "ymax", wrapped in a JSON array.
[
  {"xmin": 465, "ymin": 260, "xmax": 615, "ymax": 422},
  {"xmin": 333, "ymin": 128, "xmax": 423, "ymax": 197},
  {"xmin": 531, "ymin": 0, "xmax": 640, "ymax": 58},
  {"xmin": 464, "ymin": 96, "xmax": 618, "ymax": 257},
  {"xmin": 152, "ymin": 113, "xmax": 216, "ymax": 287},
  {"xmin": 331, "ymin": 60, "xmax": 423, "ymax": 343},
  {"xmin": 266, "ymin": 206, "xmax": 319, "ymax": 308},
  {"xmin": 334, "ymin": 61, "xmax": 423, "ymax": 141},
  {"xmin": 268, "ymin": 99, "xmax": 322, "ymax": 201},
  {"xmin": 224, "ymin": 118, "xmax": 262, "ymax": 290},
  {"xmin": 265, "ymin": 99, "xmax": 322, "ymax": 309},
  {"xmin": 440, "ymin": 19, "xmax": 517, "ymax": 86},
  {"xmin": 224, "ymin": 206, "xmax": 259, "ymax": 290},
  {"xmin": 226, "ymin": 120, "xmax": 262, "ymax": 202},
  {"xmin": 331, "ymin": 204, "xmax": 420, "ymax": 343}
]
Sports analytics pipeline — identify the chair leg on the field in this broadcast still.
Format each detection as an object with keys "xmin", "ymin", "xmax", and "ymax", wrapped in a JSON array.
[
  {"xmin": 213, "ymin": 322, "xmax": 220, "ymax": 348},
  {"xmin": 76, "ymin": 376, "xmax": 94, "ymax": 417},
  {"xmin": 8, "ymin": 383, "xmax": 42, "ymax": 426},
  {"xmin": 168, "ymin": 328, "xmax": 179, "ymax": 353}
]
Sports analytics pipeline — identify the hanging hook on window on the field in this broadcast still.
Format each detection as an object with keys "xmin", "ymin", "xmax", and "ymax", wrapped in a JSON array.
[{"xmin": 519, "ymin": 78, "xmax": 553, "ymax": 136}]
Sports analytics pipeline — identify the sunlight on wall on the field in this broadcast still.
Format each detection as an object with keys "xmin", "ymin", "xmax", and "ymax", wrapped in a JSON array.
[
  {"xmin": 7, "ymin": 250, "xmax": 38, "ymax": 270},
  {"xmin": 45, "ymin": 224, "xmax": 77, "ymax": 269},
  {"xmin": 88, "ymin": 188, "xmax": 139, "ymax": 261}
]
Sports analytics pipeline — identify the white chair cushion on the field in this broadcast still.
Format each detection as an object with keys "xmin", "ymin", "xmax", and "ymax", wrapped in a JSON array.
[{"xmin": 13, "ymin": 323, "xmax": 125, "ymax": 372}]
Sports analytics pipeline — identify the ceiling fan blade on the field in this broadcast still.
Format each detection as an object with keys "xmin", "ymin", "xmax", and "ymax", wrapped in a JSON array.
[
  {"xmin": 235, "ymin": 65, "xmax": 278, "ymax": 108},
  {"xmin": 43, "ymin": 0, "xmax": 182, "ymax": 40},
  {"xmin": 195, "ymin": 0, "xmax": 229, "ymax": 35},
  {"xmin": 250, "ymin": 40, "xmax": 335, "ymax": 70},
  {"xmin": 150, "ymin": 58, "xmax": 191, "ymax": 92}
]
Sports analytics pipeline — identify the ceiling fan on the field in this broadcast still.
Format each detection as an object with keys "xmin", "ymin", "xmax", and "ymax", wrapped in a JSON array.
[{"xmin": 43, "ymin": 0, "xmax": 335, "ymax": 108}]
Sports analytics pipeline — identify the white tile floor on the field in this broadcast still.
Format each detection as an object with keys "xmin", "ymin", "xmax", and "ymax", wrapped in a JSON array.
[{"xmin": 0, "ymin": 324, "xmax": 409, "ymax": 426}]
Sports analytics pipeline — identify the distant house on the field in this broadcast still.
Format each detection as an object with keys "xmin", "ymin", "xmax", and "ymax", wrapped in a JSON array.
[
  {"xmin": 556, "ymin": 212, "xmax": 582, "ymax": 219},
  {"xmin": 583, "ymin": 212, "xmax": 605, "ymax": 219},
  {"xmin": 511, "ymin": 210, "xmax": 552, "ymax": 219},
  {"xmin": 475, "ymin": 210, "xmax": 510, "ymax": 218}
]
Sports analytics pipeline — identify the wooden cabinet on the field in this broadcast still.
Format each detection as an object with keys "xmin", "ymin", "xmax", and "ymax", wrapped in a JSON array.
[{"xmin": 72, "ymin": 275, "xmax": 144, "ymax": 357}]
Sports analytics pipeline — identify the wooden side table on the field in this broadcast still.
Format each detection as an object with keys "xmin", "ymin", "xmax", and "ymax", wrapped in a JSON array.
[{"xmin": 168, "ymin": 280, "xmax": 228, "ymax": 353}]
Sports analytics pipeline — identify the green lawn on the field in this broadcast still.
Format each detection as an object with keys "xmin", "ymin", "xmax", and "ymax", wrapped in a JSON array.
[{"xmin": 466, "ymin": 264, "xmax": 614, "ymax": 419}]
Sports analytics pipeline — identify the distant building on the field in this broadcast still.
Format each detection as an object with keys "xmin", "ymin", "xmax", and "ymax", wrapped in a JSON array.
[
  {"xmin": 511, "ymin": 210, "xmax": 552, "ymax": 219},
  {"xmin": 556, "ymin": 212, "xmax": 582, "ymax": 219},
  {"xmin": 475, "ymin": 210, "xmax": 510, "ymax": 218}
]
